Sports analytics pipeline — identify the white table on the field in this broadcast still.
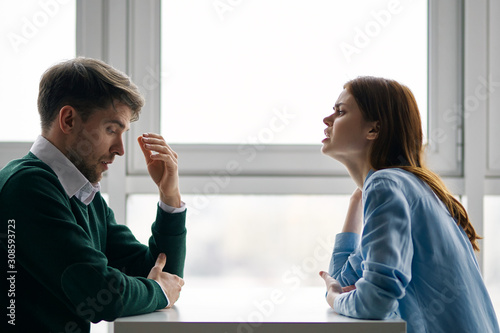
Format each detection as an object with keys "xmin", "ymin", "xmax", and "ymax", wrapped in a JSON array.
[{"xmin": 114, "ymin": 287, "xmax": 406, "ymax": 333}]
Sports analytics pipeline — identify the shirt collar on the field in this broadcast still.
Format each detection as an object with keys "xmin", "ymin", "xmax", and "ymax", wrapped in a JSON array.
[
  {"xmin": 30, "ymin": 135, "xmax": 100, "ymax": 205},
  {"xmin": 365, "ymin": 169, "xmax": 376, "ymax": 182},
  {"xmin": 362, "ymin": 169, "xmax": 376, "ymax": 191}
]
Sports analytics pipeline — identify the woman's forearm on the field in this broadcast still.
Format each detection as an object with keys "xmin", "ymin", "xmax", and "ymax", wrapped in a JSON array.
[{"xmin": 341, "ymin": 188, "xmax": 363, "ymax": 234}]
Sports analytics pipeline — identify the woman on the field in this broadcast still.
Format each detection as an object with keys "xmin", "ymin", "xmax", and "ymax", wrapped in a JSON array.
[{"xmin": 318, "ymin": 76, "xmax": 499, "ymax": 333}]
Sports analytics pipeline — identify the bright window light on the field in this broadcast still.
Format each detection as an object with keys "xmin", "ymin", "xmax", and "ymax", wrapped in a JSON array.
[
  {"xmin": 161, "ymin": 0, "xmax": 428, "ymax": 144},
  {"xmin": 0, "ymin": 0, "xmax": 76, "ymax": 142}
]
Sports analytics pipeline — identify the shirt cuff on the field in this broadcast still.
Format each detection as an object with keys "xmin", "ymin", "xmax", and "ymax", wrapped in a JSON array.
[
  {"xmin": 153, "ymin": 280, "xmax": 170, "ymax": 307},
  {"xmin": 333, "ymin": 291, "xmax": 347, "ymax": 314},
  {"xmin": 159, "ymin": 200, "xmax": 187, "ymax": 214}
]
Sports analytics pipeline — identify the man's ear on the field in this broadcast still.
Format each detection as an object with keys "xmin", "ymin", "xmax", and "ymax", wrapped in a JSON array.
[
  {"xmin": 58, "ymin": 106, "xmax": 78, "ymax": 134},
  {"xmin": 367, "ymin": 121, "xmax": 380, "ymax": 140}
]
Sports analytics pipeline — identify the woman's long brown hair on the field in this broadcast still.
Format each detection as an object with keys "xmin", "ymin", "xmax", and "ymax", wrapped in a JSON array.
[{"xmin": 345, "ymin": 76, "xmax": 481, "ymax": 251}]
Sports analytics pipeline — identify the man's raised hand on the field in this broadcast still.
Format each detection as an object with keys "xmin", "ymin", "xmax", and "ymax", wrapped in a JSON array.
[{"xmin": 138, "ymin": 133, "xmax": 181, "ymax": 208}]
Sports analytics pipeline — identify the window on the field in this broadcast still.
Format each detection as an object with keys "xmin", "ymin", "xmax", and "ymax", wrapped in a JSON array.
[
  {"xmin": 0, "ymin": 0, "xmax": 76, "ymax": 142},
  {"xmin": 161, "ymin": 0, "xmax": 428, "ymax": 145}
]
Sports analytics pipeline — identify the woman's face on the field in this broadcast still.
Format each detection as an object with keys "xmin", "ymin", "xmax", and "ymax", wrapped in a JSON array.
[{"xmin": 321, "ymin": 89, "xmax": 377, "ymax": 163}]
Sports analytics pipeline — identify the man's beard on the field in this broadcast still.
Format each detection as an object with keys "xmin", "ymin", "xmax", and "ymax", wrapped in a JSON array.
[
  {"xmin": 66, "ymin": 132, "xmax": 104, "ymax": 184},
  {"xmin": 72, "ymin": 156, "xmax": 101, "ymax": 183}
]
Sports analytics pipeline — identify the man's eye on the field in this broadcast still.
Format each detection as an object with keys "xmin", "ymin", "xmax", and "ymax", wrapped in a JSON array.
[{"xmin": 107, "ymin": 128, "xmax": 116, "ymax": 134}]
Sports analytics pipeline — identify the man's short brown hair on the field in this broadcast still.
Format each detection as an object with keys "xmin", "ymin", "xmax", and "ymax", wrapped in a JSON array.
[{"xmin": 37, "ymin": 57, "xmax": 145, "ymax": 130}]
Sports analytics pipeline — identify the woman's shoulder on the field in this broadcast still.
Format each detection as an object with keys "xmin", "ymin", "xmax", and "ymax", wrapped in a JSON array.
[
  {"xmin": 364, "ymin": 168, "xmax": 429, "ymax": 196},
  {"xmin": 366, "ymin": 168, "xmax": 414, "ymax": 183}
]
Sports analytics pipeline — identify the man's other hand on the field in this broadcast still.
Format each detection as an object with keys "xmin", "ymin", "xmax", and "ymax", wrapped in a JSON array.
[{"xmin": 147, "ymin": 253, "xmax": 185, "ymax": 308}]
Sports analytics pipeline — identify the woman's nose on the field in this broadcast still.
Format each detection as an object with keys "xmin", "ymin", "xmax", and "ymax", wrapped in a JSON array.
[{"xmin": 323, "ymin": 114, "xmax": 334, "ymax": 126}]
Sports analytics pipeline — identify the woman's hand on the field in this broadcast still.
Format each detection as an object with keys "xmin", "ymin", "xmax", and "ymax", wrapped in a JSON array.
[
  {"xmin": 342, "ymin": 285, "xmax": 356, "ymax": 292},
  {"xmin": 319, "ymin": 271, "xmax": 356, "ymax": 309},
  {"xmin": 319, "ymin": 271, "xmax": 344, "ymax": 308},
  {"xmin": 341, "ymin": 188, "xmax": 363, "ymax": 234}
]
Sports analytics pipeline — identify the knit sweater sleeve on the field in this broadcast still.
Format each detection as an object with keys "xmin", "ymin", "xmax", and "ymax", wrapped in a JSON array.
[
  {"xmin": 0, "ymin": 166, "xmax": 170, "ymax": 322},
  {"xmin": 104, "ymin": 201, "xmax": 187, "ymax": 278}
]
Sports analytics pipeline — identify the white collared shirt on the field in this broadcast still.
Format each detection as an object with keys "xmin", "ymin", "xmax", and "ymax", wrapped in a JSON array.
[{"xmin": 30, "ymin": 135, "xmax": 100, "ymax": 205}]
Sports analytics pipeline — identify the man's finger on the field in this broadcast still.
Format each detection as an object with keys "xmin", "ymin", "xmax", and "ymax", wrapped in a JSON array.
[
  {"xmin": 137, "ymin": 136, "xmax": 152, "ymax": 162},
  {"xmin": 155, "ymin": 253, "xmax": 167, "ymax": 269}
]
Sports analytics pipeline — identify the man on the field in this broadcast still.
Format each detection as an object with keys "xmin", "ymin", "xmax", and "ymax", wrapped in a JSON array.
[{"xmin": 0, "ymin": 57, "xmax": 186, "ymax": 332}]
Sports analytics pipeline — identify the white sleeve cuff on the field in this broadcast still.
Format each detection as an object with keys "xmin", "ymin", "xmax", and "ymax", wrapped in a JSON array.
[
  {"xmin": 159, "ymin": 200, "xmax": 187, "ymax": 214},
  {"xmin": 153, "ymin": 280, "xmax": 170, "ymax": 307}
]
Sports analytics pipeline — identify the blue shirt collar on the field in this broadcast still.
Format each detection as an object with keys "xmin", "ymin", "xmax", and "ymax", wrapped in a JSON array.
[{"xmin": 365, "ymin": 169, "xmax": 376, "ymax": 183}]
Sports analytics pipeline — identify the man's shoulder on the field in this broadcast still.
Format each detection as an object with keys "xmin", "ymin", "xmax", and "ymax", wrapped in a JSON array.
[{"xmin": 0, "ymin": 153, "xmax": 58, "ymax": 191}]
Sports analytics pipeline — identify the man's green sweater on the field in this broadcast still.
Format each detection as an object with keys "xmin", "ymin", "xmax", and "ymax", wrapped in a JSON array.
[{"xmin": 0, "ymin": 153, "xmax": 187, "ymax": 332}]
